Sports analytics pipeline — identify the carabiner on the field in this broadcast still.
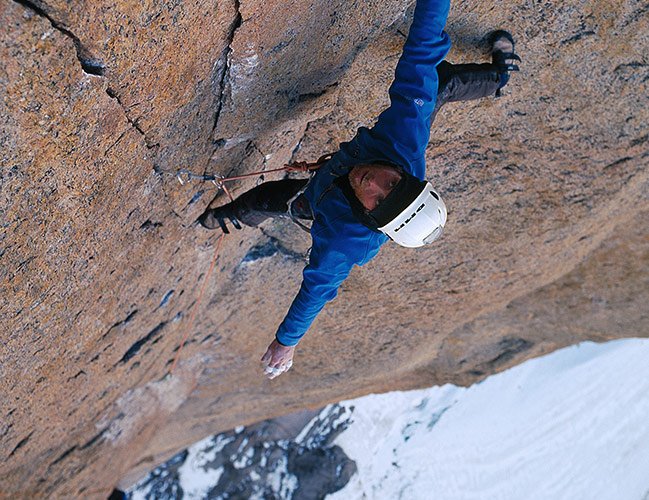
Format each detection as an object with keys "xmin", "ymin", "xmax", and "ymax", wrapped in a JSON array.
[
  {"xmin": 176, "ymin": 169, "xmax": 193, "ymax": 185},
  {"xmin": 210, "ymin": 174, "xmax": 225, "ymax": 189}
]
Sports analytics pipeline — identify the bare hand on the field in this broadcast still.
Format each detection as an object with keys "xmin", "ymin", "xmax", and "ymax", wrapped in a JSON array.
[{"xmin": 260, "ymin": 340, "xmax": 295, "ymax": 379}]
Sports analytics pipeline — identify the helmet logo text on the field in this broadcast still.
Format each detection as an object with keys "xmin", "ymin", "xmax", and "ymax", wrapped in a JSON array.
[{"xmin": 393, "ymin": 203, "xmax": 425, "ymax": 232}]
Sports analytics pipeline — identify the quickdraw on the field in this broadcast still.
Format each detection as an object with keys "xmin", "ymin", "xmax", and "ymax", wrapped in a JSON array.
[{"xmin": 175, "ymin": 169, "xmax": 223, "ymax": 186}]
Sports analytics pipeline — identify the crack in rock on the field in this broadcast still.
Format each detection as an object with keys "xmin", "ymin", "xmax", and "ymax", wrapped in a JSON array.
[
  {"xmin": 297, "ymin": 82, "xmax": 339, "ymax": 103},
  {"xmin": 289, "ymin": 121, "xmax": 314, "ymax": 164},
  {"xmin": 289, "ymin": 113, "xmax": 334, "ymax": 164},
  {"xmin": 106, "ymin": 87, "xmax": 158, "ymax": 149},
  {"xmin": 13, "ymin": 0, "xmax": 105, "ymax": 76},
  {"xmin": 210, "ymin": 0, "xmax": 243, "ymax": 154}
]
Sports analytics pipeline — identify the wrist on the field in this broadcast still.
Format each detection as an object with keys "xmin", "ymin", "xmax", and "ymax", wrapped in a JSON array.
[{"xmin": 275, "ymin": 336, "xmax": 293, "ymax": 348}]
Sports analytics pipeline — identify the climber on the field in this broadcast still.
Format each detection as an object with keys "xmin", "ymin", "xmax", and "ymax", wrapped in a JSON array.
[{"xmin": 198, "ymin": 0, "xmax": 521, "ymax": 379}]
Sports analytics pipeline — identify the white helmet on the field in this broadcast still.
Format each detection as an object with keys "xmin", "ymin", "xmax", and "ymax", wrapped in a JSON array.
[
  {"xmin": 378, "ymin": 183, "xmax": 447, "ymax": 248},
  {"xmin": 335, "ymin": 165, "xmax": 448, "ymax": 247}
]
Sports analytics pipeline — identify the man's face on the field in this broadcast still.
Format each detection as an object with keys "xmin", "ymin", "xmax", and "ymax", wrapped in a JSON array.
[{"xmin": 348, "ymin": 164, "xmax": 402, "ymax": 211}]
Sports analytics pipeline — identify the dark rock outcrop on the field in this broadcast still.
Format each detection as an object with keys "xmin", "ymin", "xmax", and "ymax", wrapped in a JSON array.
[{"xmin": 129, "ymin": 407, "xmax": 356, "ymax": 499}]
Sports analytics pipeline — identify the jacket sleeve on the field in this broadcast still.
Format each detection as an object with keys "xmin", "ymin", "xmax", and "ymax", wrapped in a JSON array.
[
  {"xmin": 369, "ymin": 0, "xmax": 451, "ymax": 166},
  {"xmin": 274, "ymin": 226, "xmax": 358, "ymax": 347}
]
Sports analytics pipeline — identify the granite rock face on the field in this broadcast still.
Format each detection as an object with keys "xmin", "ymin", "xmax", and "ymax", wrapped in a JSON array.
[{"xmin": 1, "ymin": 0, "xmax": 648, "ymax": 495}]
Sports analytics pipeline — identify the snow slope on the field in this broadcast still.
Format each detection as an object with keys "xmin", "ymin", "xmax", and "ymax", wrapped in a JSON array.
[{"xmin": 329, "ymin": 339, "xmax": 649, "ymax": 500}]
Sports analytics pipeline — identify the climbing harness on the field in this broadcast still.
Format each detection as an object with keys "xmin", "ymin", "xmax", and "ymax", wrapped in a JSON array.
[
  {"xmin": 286, "ymin": 186, "xmax": 312, "ymax": 233},
  {"xmin": 165, "ymin": 153, "xmax": 334, "ymax": 375}
]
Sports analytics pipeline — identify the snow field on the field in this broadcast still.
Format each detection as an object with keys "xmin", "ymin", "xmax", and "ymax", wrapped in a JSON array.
[{"xmin": 328, "ymin": 339, "xmax": 649, "ymax": 500}]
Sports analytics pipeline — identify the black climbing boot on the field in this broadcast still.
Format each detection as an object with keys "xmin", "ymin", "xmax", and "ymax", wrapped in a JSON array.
[
  {"xmin": 489, "ymin": 30, "xmax": 521, "ymax": 96},
  {"xmin": 197, "ymin": 204, "xmax": 242, "ymax": 233},
  {"xmin": 490, "ymin": 30, "xmax": 521, "ymax": 71}
]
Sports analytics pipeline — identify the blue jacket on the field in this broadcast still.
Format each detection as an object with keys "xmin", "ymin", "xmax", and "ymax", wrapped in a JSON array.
[{"xmin": 275, "ymin": 0, "xmax": 451, "ymax": 346}]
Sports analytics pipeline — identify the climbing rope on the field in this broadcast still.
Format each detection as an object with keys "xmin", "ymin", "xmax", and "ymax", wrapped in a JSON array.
[
  {"xmin": 169, "ymin": 232, "xmax": 225, "ymax": 375},
  {"xmin": 158, "ymin": 153, "xmax": 333, "ymax": 193},
  {"xmin": 166, "ymin": 153, "xmax": 334, "ymax": 374}
]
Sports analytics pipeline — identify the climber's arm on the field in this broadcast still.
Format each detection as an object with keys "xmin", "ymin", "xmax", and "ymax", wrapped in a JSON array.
[
  {"xmin": 273, "ymin": 234, "xmax": 356, "ymax": 348},
  {"xmin": 260, "ymin": 220, "xmax": 377, "ymax": 378},
  {"xmin": 370, "ymin": 0, "xmax": 452, "ymax": 166},
  {"xmin": 259, "ymin": 244, "xmax": 351, "ymax": 379},
  {"xmin": 260, "ymin": 245, "xmax": 353, "ymax": 378}
]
